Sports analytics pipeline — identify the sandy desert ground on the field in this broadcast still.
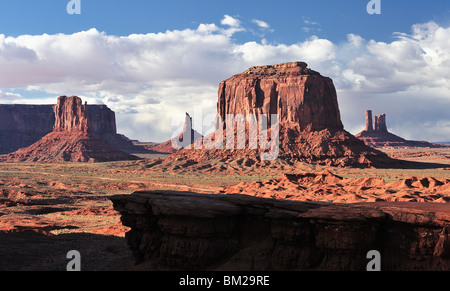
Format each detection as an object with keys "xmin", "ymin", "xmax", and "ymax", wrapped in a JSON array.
[{"xmin": 0, "ymin": 146, "xmax": 449, "ymax": 271}]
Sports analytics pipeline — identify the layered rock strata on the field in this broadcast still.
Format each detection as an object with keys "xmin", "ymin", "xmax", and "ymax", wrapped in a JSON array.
[
  {"xmin": 170, "ymin": 62, "xmax": 395, "ymax": 168},
  {"xmin": 111, "ymin": 190, "xmax": 450, "ymax": 271}
]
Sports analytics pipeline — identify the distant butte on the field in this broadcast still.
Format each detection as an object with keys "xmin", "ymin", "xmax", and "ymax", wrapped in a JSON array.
[
  {"xmin": 355, "ymin": 110, "xmax": 448, "ymax": 149},
  {"xmin": 0, "ymin": 98, "xmax": 150, "ymax": 155},
  {"xmin": 146, "ymin": 112, "xmax": 203, "ymax": 154},
  {"xmin": 3, "ymin": 96, "xmax": 140, "ymax": 163}
]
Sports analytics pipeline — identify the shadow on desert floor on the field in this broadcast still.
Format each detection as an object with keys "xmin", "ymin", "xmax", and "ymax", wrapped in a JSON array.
[
  {"xmin": 390, "ymin": 158, "xmax": 450, "ymax": 170},
  {"xmin": 0, "ymin": 231, "xmax": 133, "ymax": 271}
]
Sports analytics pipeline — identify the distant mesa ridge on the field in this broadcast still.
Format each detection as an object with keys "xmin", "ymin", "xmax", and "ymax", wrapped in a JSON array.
[{"xmin": 355, "ymin": 110, "xmax": 448, "ymax": 148}]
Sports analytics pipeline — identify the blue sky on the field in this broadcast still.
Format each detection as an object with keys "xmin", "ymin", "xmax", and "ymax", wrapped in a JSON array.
[
  {"xmin": 1, "ymin": 0, "xmax": 450, "ymax": 142},
  {"xmin": 1, "ymin": 0, "xmax": 449, "ymax": 42}
]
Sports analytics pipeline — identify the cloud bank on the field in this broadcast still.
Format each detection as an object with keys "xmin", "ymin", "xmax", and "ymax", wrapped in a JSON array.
[{"xmin": 0, "ymin": 17, "xmax": 449, "ymax": 142}]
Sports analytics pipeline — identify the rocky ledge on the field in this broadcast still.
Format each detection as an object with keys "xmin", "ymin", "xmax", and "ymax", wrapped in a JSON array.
[{"xmin": 111, "ymin": 191, "xmax": 450, "ymax": 271}]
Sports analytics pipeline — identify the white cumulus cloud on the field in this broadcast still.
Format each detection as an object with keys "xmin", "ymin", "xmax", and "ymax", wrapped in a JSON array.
[
  {"xmin": 221, "ymin": 15, "xmax": 241, "ymax": 27},
  {"xmin": 0, "ymin": 90, "xmax": 22, "ymax": 103},
  {"xmin": 0, "ymin": 18, "xmax": 449, "ymax": 143}
]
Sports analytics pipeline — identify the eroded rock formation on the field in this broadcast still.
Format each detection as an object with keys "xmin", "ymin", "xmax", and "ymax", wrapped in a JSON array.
[
  {"xmin": 374, "ymin": 114, "xmax": 388, "ymax": 133},
  {"xmin": 365, "ymin": 110, "xmax": 374, "ymax": 132},
  {"xmin": 147, "ymin": 113, "xmax": 203, "ymax": 154},
  {"xmin": 0, "ymin": 98, "xmax": 143, "ymax": 154},
  {"xmin": 170, "ymin": 62, "xmax": 395, "ymax": 168},
  {"xmin": 53, "ymin": 96, "xmax": 89, "ymax": 133},
  {"xmin": 217, "ymin": 62, "xmax": 343, "ymax": 132},
  {"xmin": 111, "ymin": 190, "xmax": 450, "ymax": 271},
  {"xmin": 356, "ymin": 110, "xmax": 447, "ymax": 148},
  {"xmin": 3, "ymin": 96, "xmax": 139, "ymax": 163}
]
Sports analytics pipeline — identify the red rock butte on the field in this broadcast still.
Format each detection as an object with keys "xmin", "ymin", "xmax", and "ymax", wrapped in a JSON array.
[
  {"xmin": 356, "ymin": 110, "xmax": 448, "ymax": 149},
  {"xmin": 217, "ymin": 61, "xmax": 343, "ymax": 132},
  {"xmin": 53, "ymin": 95, "xmax": 89, "ymax": 133},
  {"xmin": 3, "ymin": 96, "xmax": 139, "ymax": 163},
  {"xmin": 0, "ymin": 98, "xmax": 150, "ymax": 155},
  {"xmin": 147, "ymin": 112, "xmax": 203, "ymax": 154},
  {"xmin": 171, "ymin": 62, "xmax": 396, "ymax": 168}
]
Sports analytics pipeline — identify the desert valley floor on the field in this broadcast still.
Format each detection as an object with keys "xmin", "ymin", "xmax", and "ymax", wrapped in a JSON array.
[{"xmin": 0, "ymin": 146, "xmax": 449, "ymax": 271}]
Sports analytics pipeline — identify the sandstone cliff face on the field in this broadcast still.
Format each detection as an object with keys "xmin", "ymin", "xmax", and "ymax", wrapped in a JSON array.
[
  {"xmin": 88, "ymin": 105, "xmax": 117, "ymax": 136},
  {"xmin": 365, "ymin": 110, "xmax": 374, "ymax": 132},
  {"xmin": 217, "ymin": 62, "xmax": 343, "ymax": 132},
  {"xmin": 53, "ymin": 96, "xmax": 89, "ymax": 133},
  {"xmin": 3, "ymin": 96, "xmax": 139, "ymax": 163},
  {"xmin": 374, "ymin": 114, "xmax": 388, "ymax": 133},
  {"xmin": 54, "ymin": 96, "xmax": 119, "ymax": 136},
  {"xmin": 0, "ymin": 105, "xmax": 55, "ymax": 154},
  {"xmin": 111, "ymin": 190, "xmax": 450, "ymax": 271},
  {"xmin": 171, "ymin": 62, "xmax": 394, "ymax": 168}
]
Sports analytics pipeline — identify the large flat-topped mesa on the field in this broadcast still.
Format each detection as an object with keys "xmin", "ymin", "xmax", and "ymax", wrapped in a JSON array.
[
  {"xmin": 218, "ymin": 61, "xmax": 343, "ymax": 133},
  {"xmin": 170, "ymin": 62, "xmax": 396, "ymax": 168}
]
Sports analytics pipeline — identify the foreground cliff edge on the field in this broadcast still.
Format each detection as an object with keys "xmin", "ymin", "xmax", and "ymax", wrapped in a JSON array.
[{"xmin": 111, "ymin": 190, "xmax": 450, "ymax": 271}]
